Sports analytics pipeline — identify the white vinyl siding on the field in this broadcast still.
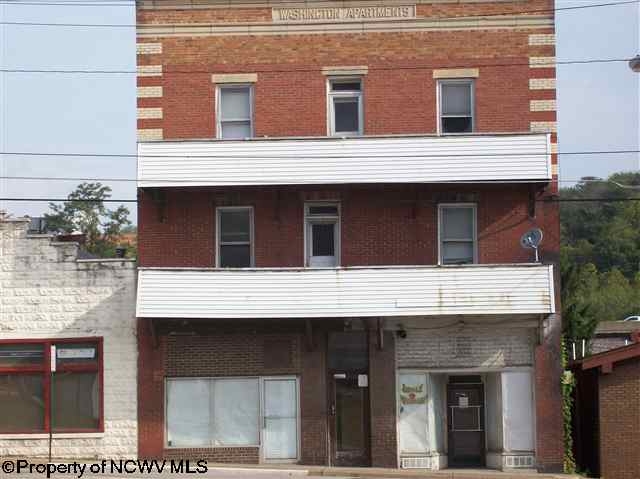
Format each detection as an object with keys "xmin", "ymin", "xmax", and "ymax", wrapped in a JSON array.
[
  {"xmin": 137, "ymin": 134, "xmax": 552, "ymax": 187},
  {"xmin": 137, "ymin": 264, "xmax": 556, "ymax": 319},
  {"xmin": 216, "ymin": 85, "xmax": 253, "ymax": 139}
]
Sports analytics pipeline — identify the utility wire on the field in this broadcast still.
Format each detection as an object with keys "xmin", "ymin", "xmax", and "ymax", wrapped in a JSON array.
[
  {"xmin": 0, "ymin": 57, "xmax": 622, "ymax": 75},
  {"xmin": 1, "ymin": 0, "xmax": 638, "ymax": 22},
  {"xmin": 3, "ymin": 197, "xmax": 640, "ymax": 203},
  {"xmin": 1, "ymin": 147, "xmax": 639, "ymax": 159}
]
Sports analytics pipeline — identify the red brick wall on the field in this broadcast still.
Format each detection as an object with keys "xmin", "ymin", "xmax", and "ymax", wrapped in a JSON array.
[
  {"xmin": 138, "ymin": 184, "xmax": 559, "ymax": 268},
  {"xmin": 368, "ymin": 331, "xmax": 397, "ymax": 468},
  {"xmin": 598, "ymin": 358, "xmax": 640, "ymax": 479}
]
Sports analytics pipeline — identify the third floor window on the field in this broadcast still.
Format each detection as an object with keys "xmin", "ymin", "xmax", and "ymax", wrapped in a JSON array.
[
  {"xmin": 216, "ymin": 85, "xmax": 253, "ymax": 139},
  {"xmin": 438, "ymin": 79, "xmax": 474, "ymax": 134},
  {"xmin": 328, "ymin": 78, "xmax": 363, "ymax": 136}
]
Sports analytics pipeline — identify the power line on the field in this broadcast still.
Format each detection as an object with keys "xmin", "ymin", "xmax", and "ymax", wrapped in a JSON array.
[
  {"xmin": 3, "ymin": 176, "xmax": 640, "ymax": 189},
  {"xmin": 1, "ymin": 147, "xmax": 639, "ymax": 159},
  {"xmin": 0, "ymin": 197, "xmax": 137, "ymax": 202},
  {"xmin": 1, "ymin": 0, "xmax": 638, "ymax": 22},
  {"xmin": 3, "ymin": 197, "xmax": 640, "ymax": 203},
  {"xmin": 0, "ymin": 57, "xmax": 625, "ymax": 75}
]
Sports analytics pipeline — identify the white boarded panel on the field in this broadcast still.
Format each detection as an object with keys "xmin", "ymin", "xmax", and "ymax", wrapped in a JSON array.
[
  {"xmin": 136, "ymin": 264, "xmax": 555, "ymax": 319},
  {"xmin": 502, "ymin": 371, "xmax": 535, "ymax": 452},
  {"xmin": 138, "ymin": 134, "xmax": 552, "ymax": 187}
]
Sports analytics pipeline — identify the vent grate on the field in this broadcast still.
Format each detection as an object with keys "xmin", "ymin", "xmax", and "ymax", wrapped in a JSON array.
[{"xmin": 400, "ymin": 456, "xmax": 431, "ymax": 469}]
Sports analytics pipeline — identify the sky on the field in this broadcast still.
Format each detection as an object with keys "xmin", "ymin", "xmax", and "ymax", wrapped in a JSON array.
[{"xmin": 0, "ymin": 0, "xmax": 639, "ymax": 225}]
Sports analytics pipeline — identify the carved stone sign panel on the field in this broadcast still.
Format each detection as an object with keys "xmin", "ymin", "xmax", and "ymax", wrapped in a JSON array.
[{"xmin": 273, "ymin": 5, "xmax": 416, "ymax": 22}]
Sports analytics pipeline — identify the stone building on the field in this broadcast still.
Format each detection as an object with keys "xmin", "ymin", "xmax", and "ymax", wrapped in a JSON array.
[
  {"xmin": 0, "ymin": 214, "xmax": 137, "ymax": 458},
  {"xmin": 135, "ymin": 0, "xmax": 562, "ymax": 472}
]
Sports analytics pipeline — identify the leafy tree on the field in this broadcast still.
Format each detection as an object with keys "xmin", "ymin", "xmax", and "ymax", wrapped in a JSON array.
[
  {"xmin": 560, "ymin": 172, "xmax": 640, "ymax": 330},
  {"xmin": 44, "ymin": 182, "xmax": 132, "ymax": 258}
]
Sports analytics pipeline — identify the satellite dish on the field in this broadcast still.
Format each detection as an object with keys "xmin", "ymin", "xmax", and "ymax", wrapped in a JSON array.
[{"xmin": 520, "ymin": 228, "xmax": 543, "ymax": 262}]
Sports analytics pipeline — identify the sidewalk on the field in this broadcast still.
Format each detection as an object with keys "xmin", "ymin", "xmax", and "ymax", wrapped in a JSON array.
[{"xmin": 205, "ymin": 463, "xmax": 578, "ymax": 479}]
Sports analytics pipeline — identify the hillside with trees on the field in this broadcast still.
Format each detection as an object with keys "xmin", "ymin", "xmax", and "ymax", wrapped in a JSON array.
[{"xmin": 561, "ymin": 172, "xmax": 640, "ymax": 340}]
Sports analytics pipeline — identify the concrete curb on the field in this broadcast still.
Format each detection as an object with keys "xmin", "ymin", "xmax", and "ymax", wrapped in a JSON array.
[{"xmin": 205, "ymin": 464, "xmax": 580, "ymax": 479}]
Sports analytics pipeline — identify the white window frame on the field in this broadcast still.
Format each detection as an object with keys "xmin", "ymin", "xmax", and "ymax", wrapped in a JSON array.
[
  {"xmin": 437, "ymin": 79, "xmax": 475, "ymax": 135},
  {"xmin": 215, "ymin": 206, "xmax": 254, "ymax": 268},
  {"xmin": 327, "ymin": 77, "xmax": 363, "ymax": 136},
  {"xmin": 164, "ymin": 375, "xmax": 301, "ymax": 463},
  {"xmin": 304, "ymin": 202, "xmax": 341, "ymax": 267},
  {"xmin": 215, "ymin": 84, "xmax": 254, "ymax": 139},
  {"xmin": 437, "ymin": 203, "xmax": 478, "ymax": 265}
]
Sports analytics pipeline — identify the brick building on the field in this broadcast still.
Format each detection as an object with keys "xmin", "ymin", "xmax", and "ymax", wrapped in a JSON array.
[
  {"xmin": 571, "ymin": 331, "xmax": 640, "ymax": 479},
  {"xmin": 135, "ymin": 0, "xmax": 562, "ymax": 472},
  {"xmin": 0, "ymin": 214, "xmax": 137, "ymax": 458}
]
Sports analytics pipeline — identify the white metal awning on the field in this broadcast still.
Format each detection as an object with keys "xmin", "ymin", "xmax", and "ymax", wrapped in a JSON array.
[
  {"xmin": 137, "ymin": 133, "xmax": 552, "ymax": 187},
  {"xmin": 136, "ymin": 264, "xmax": 555, "ymax": 319}
]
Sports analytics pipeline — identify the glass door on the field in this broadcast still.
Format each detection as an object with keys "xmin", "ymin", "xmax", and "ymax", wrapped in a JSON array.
[
  {"xmin": 261, "ymin": 378, "xmax": 298, "ymax": 462},
  {"xmin": 329, "ymin": 373, "xmax": 369, "ymax": 466}
]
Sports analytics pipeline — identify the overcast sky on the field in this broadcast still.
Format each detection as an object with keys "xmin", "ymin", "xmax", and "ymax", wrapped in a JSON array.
[{"xmin": 0, "ymin": 0, "xmax": 638, "ymax": 224}]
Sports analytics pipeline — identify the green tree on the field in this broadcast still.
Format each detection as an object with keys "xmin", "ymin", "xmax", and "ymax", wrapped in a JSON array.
[{"xmin": 44, "ymin": 182, "xmax": 132, "ymax": 258}]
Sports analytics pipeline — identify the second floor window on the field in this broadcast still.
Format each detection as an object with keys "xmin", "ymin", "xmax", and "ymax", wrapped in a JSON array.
[
  {"xmin": 328, "ymin": 78, "xmax": 363, "ymax": 136},
  {"xmin": 217, "ymin": 207, "xmax": 254, "ymax": 267},
  {"xmin": 438, "ymin": 80, "xmax": 474, "ymax": 134},
  {"xmin": 439, "ymin": 204, "xmax": 477, "ymax": 265},
  {"xmin": 217, "ymin": 85, "xmax": 253, "ymax": 139},
  {"xmin": 305, "ymin": 203, "xmax": 340, "ymax": 267}
]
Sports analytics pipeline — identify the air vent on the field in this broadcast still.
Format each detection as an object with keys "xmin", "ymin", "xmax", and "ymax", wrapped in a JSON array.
[
  {"xmin": 400, "ymin": 456, "xmax": 430, "ymax": 469},
  {"xmin": 504, "ymin": 455, "xmax": 535, "ymax": 468}
]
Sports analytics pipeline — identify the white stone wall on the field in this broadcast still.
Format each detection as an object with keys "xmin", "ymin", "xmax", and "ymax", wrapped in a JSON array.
[
  {"xmin": 0, "ymin": 217, "xmax": 137, "ymax": 459},
  {"xmin": 396, "ymin": 327, "xmax": 535, "ymax": 369}
]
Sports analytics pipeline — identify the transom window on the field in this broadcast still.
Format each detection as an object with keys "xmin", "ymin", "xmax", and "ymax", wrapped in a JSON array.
[
  {"xmin": 438, "ymin": 80, "xmax": 474, "ymax": 134},
  {"xmin": 216, "ymin": 85, "xmax": 253, "ymax": 139},
  {"xmin": 439, "ymin": 204, "xmax": 477, "ymax": 265},
  {"xmin": 328, "ymin": 78, "xmax": 363, "ymax": 136},
  {"xmin": 216, "ymin": 207, "xmax": 254, "ymax": 268},
  {"xmin": 305, "ymin": 203, "xmax": 340, "ymax": 267},
  {"xmin": 0, "ymin": 339, "xmax": 102, "ymax": 433}
]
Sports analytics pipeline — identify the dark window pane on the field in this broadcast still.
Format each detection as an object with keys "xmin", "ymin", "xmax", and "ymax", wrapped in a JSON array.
[
  {"xmin": 220, "ymin": 210, "xmax": 251, "ymax": 243},
  {"xmin": 336, "ymin": 381, "xmax": 365, "ymax": 451},
  {"xmin": 328, "ymin": 332, "xmax": 368, "ymax": 371},
  {"xmin": 220, "ymin": 244, "xmax": 251, "ymax": 267},
  {"xmin": 52, "ymin": 372, "xmax": 99, "ymax": 430},
  {"xmin": 442, "ymin": 207, "xmax": 473, "ymax": 240},
  {"xmin": 55, "ymin": 343, "xmax": 98, "ymax": 367},
  {"xmin": 308, "ymin": 205, "xmax": 339, "ymax": 216},
  {"xmin": 221, "ymin": 122, "xmax": 251, "ymax": 139},
  {"xmin": 0, "ymin": 374, "xmax": 45, "ymax": 431},
  {"xmin": 330, "ymin": 81, "xmax": 361, "ymax": 91},
  {"xmin": 312, "ymin": 223, "xmax": 335, "ymax": 256},
  {"xmin": 334, "ymin": 99, "xmax": 359, "ymax": 132},
  {"xmin": 442, "ymin": 242, "xmax": 474, "ymax": 265},
  {"xmin": 442, "ymin": 83, "xmax": 472, "ymax": 115},
  {"xmin": 220, "ymin": 87, "xmax": 250, "ymax": 120},
  {"xmin": 0, "ymin": 344, "xmax": 44, "ymax": 368},
  {"xmin": 442, "ymin": 117, "xmax": 472, "ymax": 133}
]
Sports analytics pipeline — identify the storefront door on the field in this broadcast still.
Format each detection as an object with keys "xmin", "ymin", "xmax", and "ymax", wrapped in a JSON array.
[
  {"xmin": 447, "ymin": 379, "xmax": 485, "ymax": 467},
  {"xmin": 329, "ymin": 373, "xmax": 369, "ymax": 466},
  {"xmin": 327, "ymin": 331, "xmax": 370, "ymax": 467}
]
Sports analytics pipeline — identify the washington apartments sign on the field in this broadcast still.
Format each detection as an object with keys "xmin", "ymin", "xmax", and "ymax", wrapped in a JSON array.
[{"xmin": 273, "ymin": 5, "xmax": 416, "ymax": 22}]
